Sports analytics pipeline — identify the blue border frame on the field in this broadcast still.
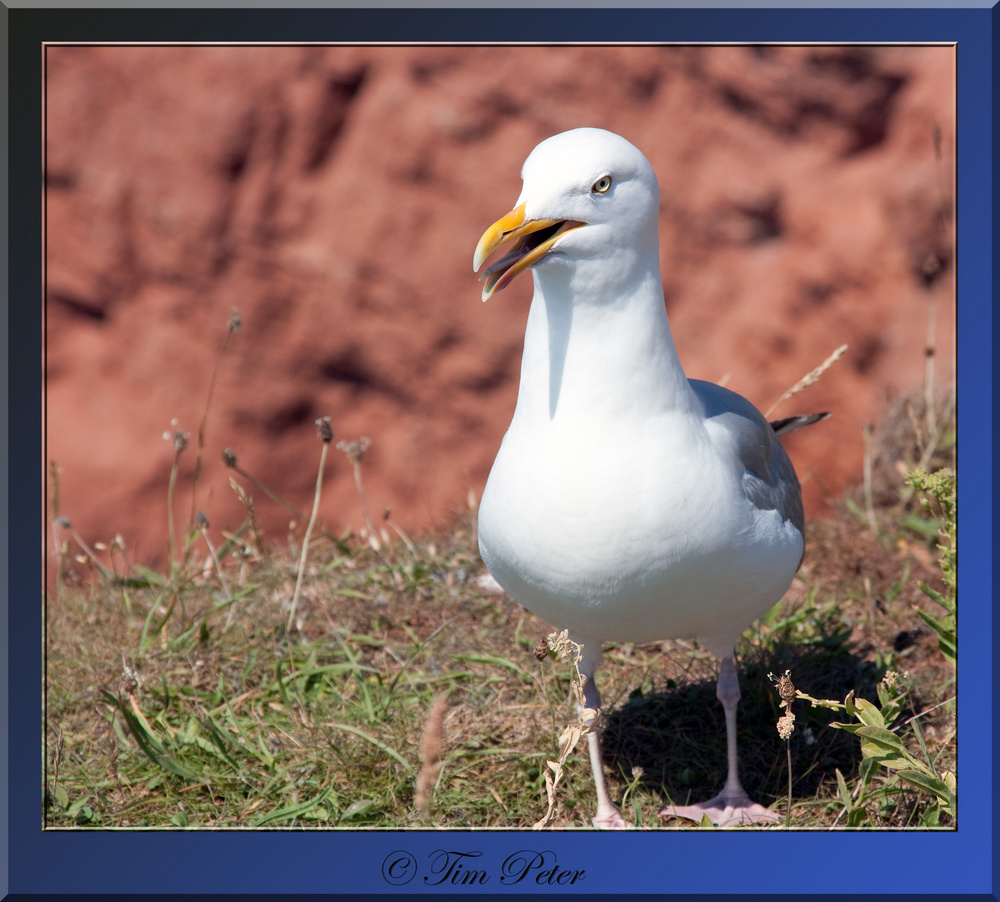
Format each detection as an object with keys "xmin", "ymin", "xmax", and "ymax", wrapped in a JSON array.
[{"xmin": 9, "ymin": 6, "xmax": 993, "ymax": 898}]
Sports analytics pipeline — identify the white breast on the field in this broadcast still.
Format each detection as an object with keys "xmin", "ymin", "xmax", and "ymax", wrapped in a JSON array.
[{"xmin": 478, "ymin": 402, "xmax": 803, "ymax": 658}]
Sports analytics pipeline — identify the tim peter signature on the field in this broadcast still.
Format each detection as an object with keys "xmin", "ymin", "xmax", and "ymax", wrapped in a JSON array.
[{"xmin": 381, "ymin": 849, "xmax": 586, "ymax": 887}]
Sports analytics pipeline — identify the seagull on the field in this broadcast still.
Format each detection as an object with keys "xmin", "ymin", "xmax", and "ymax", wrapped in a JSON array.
[{"xmin": 474, "ymin": 127, "xmax": 825, "ymax": 829}]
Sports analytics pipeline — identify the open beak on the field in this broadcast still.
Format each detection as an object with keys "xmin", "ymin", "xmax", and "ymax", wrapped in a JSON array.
[{"xmin": 473, "ymin": 202, "xmax": 585, "ymax": 301}]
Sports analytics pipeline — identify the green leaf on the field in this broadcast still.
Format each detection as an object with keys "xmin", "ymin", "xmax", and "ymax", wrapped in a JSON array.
[
  {"xmin": 875, "ymin": 681, "xmax": 905, "ymax": 725},
  {"xmin": 850, "ymin": 697, "xmax": 886, "ymax": 729},
  {"xmin": 896, "ymin": 769, "xmax": 956, "ymax": 814},
  {"xmin": 325, "ymin": 723, "xmax": 414, "ymax": 774},
  {"xmin": 852, "ymin": 723, "xmax": 909, "ymax": 752},
  {"xmin": 917, "ymin": 582, "xmax": 949, "ymax": 610},
  {"xmin": 66, "ymin": 797, "xmax": 88, "ymax": 818},
  {"xmin": 74, "ymin": 805, "xmax": 95, "ymax": 825},
  {"xmin": 835, "ymin": 768, "xmax": 853, "ymax": 811},
  {"xmin": 252, "ymin": 784, "xmax": 334, "ymax": 827},
  {"xmin": 898, "ymin": 513, "xmax": 940, "ymax": 539},
  {"xmin": 846, "ymin": 807, "xmax": 869, "ymax": 828},
  {"xmin": 131, "ymin": 564, "xmax": 168, "ymax": 587},
  {"xmin": 451, "ymin": 652, "xmax": 531, "ymax": 676},
  {"xmin": 913, "ymin": 606, "xmax": 956, "ymax": 668},
  {"xmin": 341, "ymin": 798, "xmax": 374, "ymax": 820},
  {"xmin": 858, "ymin": 756, "xmax": 878, "ymax": 789},
  {"xmin": 51, "ymin": 784, "xmax": 69, "ymax": 809},
  {"xmin": 101, "ymin": 689, "xmax": 202, "ymax": 781},
  {"xmin": 919, "ymin": 805, "xmax": 942, "ymax": 827}
]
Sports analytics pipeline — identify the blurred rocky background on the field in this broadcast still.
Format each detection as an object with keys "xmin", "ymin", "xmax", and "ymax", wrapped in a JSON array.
[{"xmin": 45, "ymin": 45, "xmax": 955, "ymax": 570}]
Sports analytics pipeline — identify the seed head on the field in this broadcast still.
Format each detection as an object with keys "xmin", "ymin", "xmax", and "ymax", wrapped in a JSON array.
[
  {"xmin": 315, "ymin": 417, "xmax": 334, "ymax": 444},
  {"xmin": 122, "ymin": 673, "xmax": 140, "ymax": 695},
  {"xmin": 775, "ymin": 670, "xmax": 796, "ymax": 704},
  {"xmin": 337, "ymin": 436, "xmax": 371, "ymax": 463},
  {"xmin": 545, "ymin": 629, "xmax": 576, "ymax": 660},
  {"xmin": 229, "ymin": 477, "xmax": 252, "ymax": 509},
  {"xmin": 163, "ymin": 419, "xmax": 188, "ymax": 452},
  {"xmin": 122, "ymin": 660, "xmax": 143, "ymax": 695},
  {"xmin": 769, "ymin": 670, "xmax": 797, "ymax": 739}
]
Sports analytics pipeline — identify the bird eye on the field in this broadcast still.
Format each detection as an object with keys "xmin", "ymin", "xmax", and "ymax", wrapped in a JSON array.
[{"xmin": 592, "ymin": 175, "xmax": 612, "ymax": 194}]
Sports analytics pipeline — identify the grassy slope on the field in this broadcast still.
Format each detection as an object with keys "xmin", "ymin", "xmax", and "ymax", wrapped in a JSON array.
[{"xmin": 44, "ymin": 392, "xmax": 955, "ymax": 831}]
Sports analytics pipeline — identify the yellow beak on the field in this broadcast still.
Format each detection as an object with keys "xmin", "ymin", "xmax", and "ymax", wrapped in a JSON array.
[{"xmin": 473, "ymin": 203, "xmax": 584, "ymax": 301}]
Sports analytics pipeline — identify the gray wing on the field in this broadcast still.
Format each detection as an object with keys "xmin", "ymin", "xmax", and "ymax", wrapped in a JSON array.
[{"xmin": 690, "ymin": 379, "xmax": 805, "ymax": 535}]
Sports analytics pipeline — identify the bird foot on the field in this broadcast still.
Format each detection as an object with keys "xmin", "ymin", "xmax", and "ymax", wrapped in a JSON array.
[
  {"xmin": 592, "ymin": 805, "xmax": 628, "ymax": 830},
  {"xmin": 659, "ymin": 791, "xmax": 781, "ymax": 828}
]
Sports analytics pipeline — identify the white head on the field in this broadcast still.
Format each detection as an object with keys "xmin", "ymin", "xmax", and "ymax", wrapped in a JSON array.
[{"xmin": 474, "ymin": 128, "xmax": 661, "ymax": 300}]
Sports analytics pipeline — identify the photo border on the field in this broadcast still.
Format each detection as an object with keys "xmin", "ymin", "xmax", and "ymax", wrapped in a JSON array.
[{"xmin": 9, "ymin": 5, "xmax": 992, "ymax": 897}]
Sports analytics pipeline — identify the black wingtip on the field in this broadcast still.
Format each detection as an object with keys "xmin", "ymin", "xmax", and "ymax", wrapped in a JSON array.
[{"xmin": 769, "ymin": 411, "xmax": 831, "ymax": 436}]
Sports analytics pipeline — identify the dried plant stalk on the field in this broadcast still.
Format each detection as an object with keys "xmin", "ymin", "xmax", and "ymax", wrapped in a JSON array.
[
  {"xmin": 532, "ymin": 631, "xmax": 597, "ymax": 830},
  {"xmin": 766, "ymin": 343, "xmax": 848, "ymax": 417},
  {"xmin": 414, "ymin": 693, "xmax": 449, "ymax": 818},
  {"xmin": 286, "ymin": 419, "xmax": 333, "ymax": 634}
]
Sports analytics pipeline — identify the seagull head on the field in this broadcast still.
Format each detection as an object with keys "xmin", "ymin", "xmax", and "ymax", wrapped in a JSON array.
[{"xmin": 473, "ymin": 128, "xmax": 661, "ymax": 301}]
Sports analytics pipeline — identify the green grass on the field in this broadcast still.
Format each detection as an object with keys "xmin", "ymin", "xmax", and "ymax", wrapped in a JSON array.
[{"xmin": 44, "ymin": 415, "xmax": 956, "ymax": 830}]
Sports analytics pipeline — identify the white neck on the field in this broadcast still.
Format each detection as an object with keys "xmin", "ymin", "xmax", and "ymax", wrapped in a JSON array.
[{"xmin": 511, "ymin": 247, "xmax": 698, "ymax": 426}]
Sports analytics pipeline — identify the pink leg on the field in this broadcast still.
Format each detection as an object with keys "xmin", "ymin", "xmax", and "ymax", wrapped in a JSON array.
[
  {"xmin": 660, "ymin": 655, "xmax": 780, "ymax": 827},
  {"xmin": 578, "ymin": 640, "xmax": 627, "ymax": 830}
]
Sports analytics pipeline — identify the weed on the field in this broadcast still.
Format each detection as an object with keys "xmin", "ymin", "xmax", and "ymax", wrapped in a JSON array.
[
  {"xmin": 188, "ymin": 308, "xmax": 242, "ymax": 541},
  {"xmin": 287, "ymin": 418, "xmax": 334, "ymax": 635},
  {"xmin": 904, "ymin": 467, "xmax": 956, "ymax": 669}
]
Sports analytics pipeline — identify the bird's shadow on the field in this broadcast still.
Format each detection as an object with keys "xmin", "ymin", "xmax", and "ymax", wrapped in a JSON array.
[{"xmin": 600, "ymin": 638, "xmax": 887, "ymax": 814}]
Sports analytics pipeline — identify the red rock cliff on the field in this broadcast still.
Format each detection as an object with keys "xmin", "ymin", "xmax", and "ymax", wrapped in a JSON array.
[{"xmin": 45, "ymin": 45, "xmax": 955, "ymax": 569}]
